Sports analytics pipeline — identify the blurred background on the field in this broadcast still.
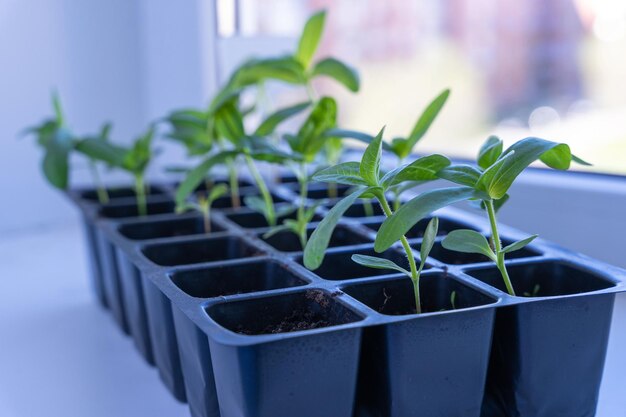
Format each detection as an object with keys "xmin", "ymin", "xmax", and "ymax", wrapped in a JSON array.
[
  {"xmin": 0, "ymin": 2, "xmax": 625, "ymax": 416},
  {"xmin": 218, "ymin": 0, "xmax": 626, "ymax": 171},
  {"xmin": 2, "ymin": 0, "xmax": 626, "ymax": 232}
]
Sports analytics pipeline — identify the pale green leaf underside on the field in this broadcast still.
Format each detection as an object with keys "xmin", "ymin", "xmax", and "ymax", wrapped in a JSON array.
[
  {"xmin": 441, "ymin": 229, "xmax": 496, "ymax": 261},
  {"xmin": 351, "ymin": 254, "xmax": 410, "ymax": 276}
]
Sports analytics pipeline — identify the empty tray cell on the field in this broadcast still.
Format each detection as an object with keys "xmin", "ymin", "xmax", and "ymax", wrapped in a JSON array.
[
  {"xmin": 118, "ymin": 216, "xmax": 223, "ymax": 240},
  {"xmin": 99, "ymin": 200, "xmax": 176, "ymax": 219},
  {"xmin": 143, "ymin": 236, "xmax": 262, "ymax": 266},
  {"xmin": 365, "ymin": 217, "xmax": 478, "ymax": 239},
  {"xmin": 81, "ymin": 185, "xmax": 165, "ymax": 202},
  {"xmin": 296, "ymin": 247, "xmax": 414, "ymax": 281},
  {"xmin": 226, "ymin": 205, "xmax": 319, "ymax": 229},
  {"xmin": 207, "ymin": 289, "xmax": 364, "ymax": 335},
  {"xmin": 465, "ymin": 260, "xmax": 616, "ymax": 297},
  {"xmin": 412, "ymin": 239, "xmax": 540, "ymax": 266},
  {"xmin": 260, "ymin": 225, "xmax": 371, "ymax": 253},
  {"xmin": 302, "ymin": 184, "xmax": 352, "ymax": 200},
  {"xmin": 170, "ymin": 260, "xmax": 307, "ymax": 298},
  {"xmin": 327, "ymin": 201, "xmax": 385, "ymax": 218},
  {"xmin": 343, "ymin": 273, "xmax": 496, "ymax": 315}
]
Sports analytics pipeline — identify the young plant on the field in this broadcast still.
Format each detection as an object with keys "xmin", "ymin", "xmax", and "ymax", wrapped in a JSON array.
[
  {"xmin": 304, "ymin": 128, "xmax": 451, "ymax": 312},
  {"xmin": 74, "ymin": 122, "xmax": 119, "ymax": 203},
  {"xmin": 264, "ymin": 97, "xmax": 340, "ymax": 248},
  {"xmin": 374, "ymin": 136, "xmax": 590, "ymax": 296},
  {"xmin": 86, "ymin": 125, "xmax": 157, "ymax": 217},
  {"xmin": 329, "ymin": 89, "xmax": 450, "ymax": 209},
  {"xmin": 174, "ymin": 98, "xmax": 307, "ymax": 227},
  {"xmin": 164, "ymin": 92, "xmax": 241, "ymax": 207},
  {"xmin": 176, "ymin": 183, "xmax": 228, "ymax": 233},
  {"xmin": 230, "ymin": 10, "xmax": 359, "ymax": 101}
]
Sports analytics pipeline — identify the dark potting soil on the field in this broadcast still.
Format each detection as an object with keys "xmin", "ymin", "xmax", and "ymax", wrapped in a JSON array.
[{"xmin": 236, "ymin": 290, "xmax": 342, "ymax": 335}]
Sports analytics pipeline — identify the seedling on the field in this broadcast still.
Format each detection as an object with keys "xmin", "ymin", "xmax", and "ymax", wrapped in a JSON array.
[
  {"xmin": 118, "ymin": 126, "xmax": 157, "ymax": 216},
  {"xmin": 329, "ymin": 89, "xmax": 450, "ymax": 209},
  {"xmin": 177, "ymin": 184, "xmax": 227, "ymax": 233},
  {"xmin": 304, "ymin": 128, "xmax": 451, "ymax": 312},
  {"xmin": 24, "ymin": 93, "xmax": 115, "ymax": 203},
  {"xmin": 264, "ymin": 97, "xmax": 340, "ymax": 248},
  {"xmin": 175, "ymin": 97, "xmax": 307, "ymax": 227},
  {"xmin": 80, "ymin": 125, "xmax": 157, "ymax": 217},
  {"xmin": 374, "ymin": 136, "xmax": 590, "ymax": 296}
]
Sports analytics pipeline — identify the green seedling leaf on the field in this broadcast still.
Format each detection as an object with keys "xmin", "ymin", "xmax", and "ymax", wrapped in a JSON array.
[
  {"xmin": 501, "ymin": 234, "xmax": 538, "ymax": 254},
  {"xmin": 442, "ymin": 229, "xmax": 496, "ymax": 261},
  {"xmin": 254, "ymin": 102, "xmax": 311, "ymax": 136},
  {"xmin": 75, "ymin": 138, "xmax": 126, "ymax": 167},
  {"xmin": 572, "ymin": 154, "xmax": 592, "ymax": 166},
  {"xmin": 478, "ymin": 136, "xmax": 503, "ymax": 169},
  {"xmin": 175, "ymin": 151, "xmax": 237, "ymax": 206},
  {"xmin": 475, "ymin": 149, "xmax": 517, "ymax": 197},
  {"xmin": 245, "ymin": 137, "xmax": 299, "ymax": 163},
  {"xmin": 311, "ymin": 58, "xmax": 360, "ymax": 92},
  {"xmin": 294, "ymin": 97, "xmax": 337, "ymax": 159},
  {"xmin": 230, "ymin": 56, "xmax": 306, "ymax": 87},
  {"xmin": 296, "ymin": 10, "xmax": 326, "ymax": 68},
  {"xmin": 304, "ymin": 186, "xmax": 376, "ymax": 269},
  {"xmin": 214, "ymin": 101, "xmax": 245, "ymax": 146},
  {"xmin": 312, "ymin": 162, "xmax": 368, "ymax": 186},
  {"xmin": 42, "ymin": 128, "xmax": 73, "ymax": 189},
  {"xmin": 301, "ymin": 203, "xmax": 322, "ymax": 223},
  {"xmin": 375, "ymin": 187, "xmax": 478, "ymax": 252},
  {"xmin": 360, "ymin": 127, "xmax": 384, "ymax": 186},
  {"xmin": 323, "ymin": 128, "xmax": 394, "ymax": 151},
  {"xmin": 275, "ymin": 204, "xmax": 297, "ymax": 218},
  {"xmin": 382, "ymin": 154, "xmax": 450, "ymax": 187},
  {"xmin": 262, "ymin": 224, "xmax": 292, "ymax": 239},
  {"xmin": 450, "ymin": 291, "xmax": 457, "ymax": 309},
  {"xmin": 420, "ymin": 217, "xmax": 439, "ymax": 267},
  {"xmin": 478, "ymin": 137, "xmax": 581, "ymax": 199},
  {"xmin": 207, "ymin": 183, "xmax": 228, "ymax": 204},
  {"xmin": 244, "ymin": 195, "xmax": 267, "ymax": 216},
  {"xmin": 401, "ymin": 89, "xmax": 450, "ymax": 158},
  {"xmin": 351, "ymin": 254, "xmax": 410, "ymax": 276},
  {"xmin": 52, "ymin": 91, "xmax": 64, "ymax": 125},
  {"xmin": 438, "ymin": 164, "xmax": 482, "ymax": 187}
]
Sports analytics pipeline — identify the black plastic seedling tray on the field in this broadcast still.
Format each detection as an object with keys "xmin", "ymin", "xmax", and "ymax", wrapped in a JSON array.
[{"xmin": 70, "ymin": 177, "xmax": 626, "ymax": 417}]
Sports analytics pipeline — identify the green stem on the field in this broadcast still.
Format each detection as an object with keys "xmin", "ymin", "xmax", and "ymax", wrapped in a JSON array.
[
  {"xmin": 392, "ymin": 189, "xmax": 401, "ymax": 212},
  {"xmin": 203, "ymin": 203, "xmax": 211, "ymax": 234},
  {"xmin": 226, "ymin": 158, "xmax": 240, "ymax": 208},
  {"xmin": 377, "ymin": 194, "xmax": 422, "ymax": 313},
  {"xmin": 486, "ymin": 200, "xmax": 516, "ymax": 296},
  {"xmin": 363, "ymin": 199, "xmax": 374, "ymax": 217},
  {"xmin": 298, "ymin": 163, "xmax": 309, "ymax": 248},
  {"xmin": 135, "ymin": 173, "xmax": 147, "ymax": 217},
  {"xmin": 328, "ymin": 182, "xmax": 337, "ymax": 199},
  {"xmin": 245, "ymin": 155, "xmax": 275, "ymax": 226},
  {"xmin": 89, "ymin": 161, "xmax": 109, "ymax": 204}
]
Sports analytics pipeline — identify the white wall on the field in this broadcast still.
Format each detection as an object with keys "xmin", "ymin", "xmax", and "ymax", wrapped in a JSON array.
[{"xmin": 0, "ymin": 0, "xmax": 217, "ymax": 233}]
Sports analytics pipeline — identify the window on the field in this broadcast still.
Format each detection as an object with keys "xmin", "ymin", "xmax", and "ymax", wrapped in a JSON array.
[{"xmin": 218, "ymin": 0, "xmax": 626, "ymax": 174}]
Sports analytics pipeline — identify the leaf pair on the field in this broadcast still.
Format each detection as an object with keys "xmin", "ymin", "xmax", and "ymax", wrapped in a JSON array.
[
  {"xmin": 175, "ymin": 100, "xmax": 310, "ymax": 207},
  {"xmin": 286, "ymin": 97, "xmax": 338, "ymax": 162},
  {"xmin": 311, "ymin": 128, "xmax": 450, "ymax": 191},
  {"xmin": 438, "ymin": 136, "xmax": 590, "ymax": 202},
  {"xmin": 441, "ymin": 230, "xmax": 537, "ymax": 263},
  {"xmin": 303, "ymin": 127, "xmax": 451, "ymax": 269},
  {"xmin": 325, "ymin": 89, "xmax": 450, "ymax": 160},
  {"xmin": 228, "ymin": 11, "xmax": 360, "ymax": 94},
  {"xmin": 24, "ymin": 93, "xmax": 73, "ymax": 189}
]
